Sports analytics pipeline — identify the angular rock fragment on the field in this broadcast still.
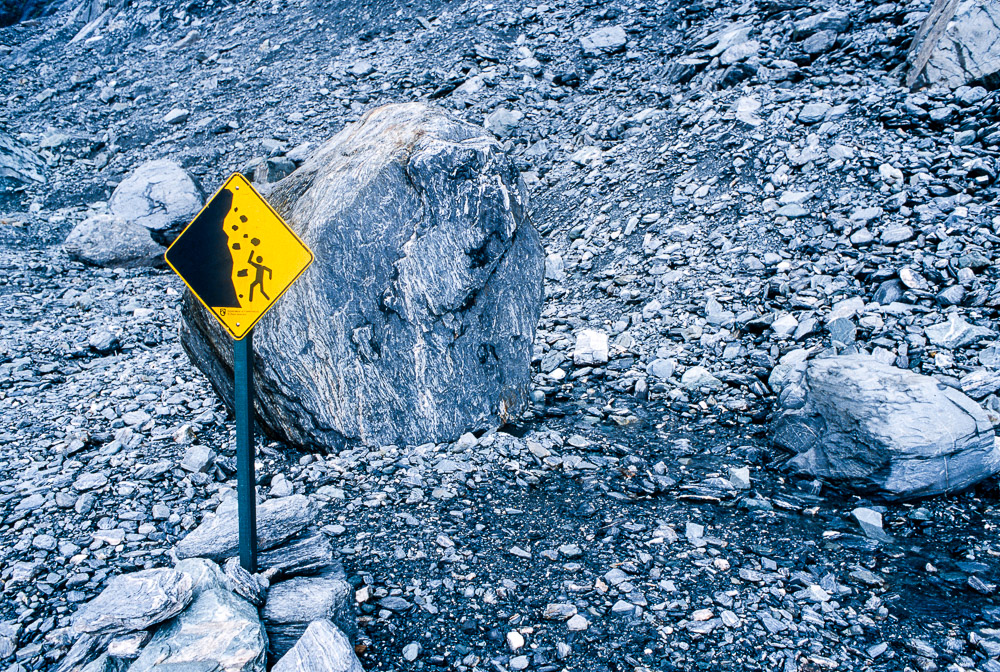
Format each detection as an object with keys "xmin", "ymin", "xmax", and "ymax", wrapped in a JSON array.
[
  {"xmin": 180, "ymin": 445, "xmax": 215, "ymax": 473},
  {"xmin": 573, "ymin": 329, "xmax": 608, "ymax": 365},
  {"xmin": 681, "ymin": 366, "xmax": 723, "ymax": 391},
  {"xmin": 925, "ymin": 314, "xmax": 996, "ymax": 350},
  {"xmin": 88, "ymin": 329, "xmax": 120, "ymax": 354},
  {"xmin": 270, "ymin": 620, "xmax": 362, "ymax": 672},
  {"xmin": 0, "ymin": 621, "xmax": 16, "ymax": 659},
  {"xmin": 55, "ymin": 633, "xmax": 113, "ymax": 672},
  {"xmin": 580, "ymin": 26, "xmax": 627, "ymax": 56},
  {"xmin": 163, "ymin": 108, "xmax": 190, "ymax": 125},
  {"xmin": 542, "ymin": 603, "xmax": 577, "ymax": 620},
  {"xmin": 72, "ymin": 568, "xmax": 193, "ymax": 635},
  {"xmin": 853, "ymin": 507, "xmax": 891, "ymax": 542},
  {"xmin": 224, "ymin": 557, "xmax": 269, "ymax": 607},
  {"xmin": 793, "ymin": 9, "xmax": 850, "ymax": 38},
  {"xmin": 802, "ymin": 30, "xmax": 837, "ymax": 55},
  {"xmin": 484, "ymin": 108, "xmax": 523, "ymax": 138},
  {"xmin": 961, "ymin": 369, "xmax": 1000, "ymax": 400},
  {"xmin": 180, "ymin": 103, "xmax": 543, "ymax": 449},
  {"xmin": 772, "ymin": 355, "xmax": 1000, "ymax": 499},
  {"xmin": 174, "ymin": 558, "xmax": 228, "ymax": 598},
  {"xmin": 175, "ymin": 495, "xmax": 315, "ymax": 561},
  {"xmin": 262, "ymin": 572, "xmax": 356, "ymax": 660},
  {"xmin": 0, "ymin": 130, "xmax": 45, "ymax": 205},
  {"xmin": 107, "ymin": 630, "xmax": 150, "ymax": 659},
  {"xmin": 798, "ymin": 103, "xmax": 830, "ymax": 125},
  {"xmin": 129, "ymin": 560, "xmax": 266, "ymax": 672}
]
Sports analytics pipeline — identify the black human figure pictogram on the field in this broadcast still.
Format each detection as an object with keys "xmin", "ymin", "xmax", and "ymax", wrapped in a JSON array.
[{"xmin": 247, "ymin": 250, "xmax": 272, "ymax": 302}]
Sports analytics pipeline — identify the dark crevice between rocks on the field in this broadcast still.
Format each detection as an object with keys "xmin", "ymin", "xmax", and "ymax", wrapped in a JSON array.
[{"xmin": 0, "ymin": 0, "xmax": 44, "ymax": 27}]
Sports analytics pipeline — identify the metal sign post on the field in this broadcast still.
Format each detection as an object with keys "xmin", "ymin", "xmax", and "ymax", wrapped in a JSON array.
[
  {"xmin": 164, "ymin": 173, "xmax": 313, "ymax": 575},
  {"xmin": 234, "ymin": 329, "xmax": 257, "ymax": 572}
]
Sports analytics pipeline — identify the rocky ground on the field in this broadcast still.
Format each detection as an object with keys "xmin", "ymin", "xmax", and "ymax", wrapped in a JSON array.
[{"xmin": 3, "ymin": 0, "xmax": 1000, "ymax": 671}]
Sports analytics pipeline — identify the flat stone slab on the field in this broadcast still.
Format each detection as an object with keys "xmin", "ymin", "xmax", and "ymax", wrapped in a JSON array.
[
  {"xmin": 175, "ymin": 495, "xmax": 315, "ymax": 561},
  {"xmin": 73, "ymin": 568, "xmax": 194, "ymax": 635},
  {"xmin": 257, "ymin": 530, "xmax": 334, "ymax": 578}
]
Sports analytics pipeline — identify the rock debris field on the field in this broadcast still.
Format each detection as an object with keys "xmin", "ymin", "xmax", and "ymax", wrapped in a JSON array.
[{"xmin": 3, "ymin": 0, "xmax": 1000, "ymax": 671}]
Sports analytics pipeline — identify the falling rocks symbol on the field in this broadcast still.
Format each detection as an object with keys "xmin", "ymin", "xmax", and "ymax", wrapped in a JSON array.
[{"xmin": 165, "ymin": 173, "xmax": 313, "ymax": 341}]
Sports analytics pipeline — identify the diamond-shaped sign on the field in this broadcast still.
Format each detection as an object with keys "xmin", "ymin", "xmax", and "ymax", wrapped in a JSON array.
[{"xmin": 165, "ymin": 173, "xmax": 313, "ymax": 340}]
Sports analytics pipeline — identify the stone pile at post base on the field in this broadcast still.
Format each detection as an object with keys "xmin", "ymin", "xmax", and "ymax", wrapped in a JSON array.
[{"xmin": 60, "ymin": 493, "xmax": 360, "ymax": 672}]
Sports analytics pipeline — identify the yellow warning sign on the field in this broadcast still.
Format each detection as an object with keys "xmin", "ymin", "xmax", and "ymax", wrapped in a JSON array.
[{"xmin": 164, "ymin": 173, "xmax": 313, "ymax": 340}]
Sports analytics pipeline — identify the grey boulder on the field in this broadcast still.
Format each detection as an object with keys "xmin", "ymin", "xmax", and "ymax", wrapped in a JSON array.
[
  {"xmin": 63, "ymin": 159, "xmax": 203, "ymax": 268},
  {"xmin": 484, "ymin": 108, "xmax": 524, "ymax": 138},
  {"xmin": 793, "ymin": 9, "xmax": 850, "ymax": 38},
  {"xmin": 271, "ymin": 621, "xmax": 361, "ymax": 672},
  {"xmin": 580, "ymin": 26, "xmax": 627, "ymax": 56},
  {"xmin": 0, "ymin": 131, "xmax": 45, "ymax": 205},
  {"xmin": 64, "ymin": 214, "xmax": 164, "ymax": 268},
  {"xmin": 175, "ymin": 494, "xmax": 315, "ymax": 561},
  {"xmin": 772, "ymin": 355, "xmax": 1000, "ymax": 499},
  {"xmin": 925, "ymin": 313, "xmax": 996, "ymax": 350},
  {"xmin": 127, "ymin": 565, "xmax": 266, "ymax": 672},
  {"xmin": 262, "ymin": 572, "xmax": 356, "ymax": 661},
  {"xmin": 109, "ymin": 159, "xmax": 203, "ymax": 243},
  {"xmin": 924, "ymin": 0, "xmax": 1000, "ymax": 89},
  {"xmin": 72, "ymin": 568, "xmax": 194, "ymax": 636},
  {"xmin": 180, "ymin": 102, "xmax": 543, "ymax": 449}
]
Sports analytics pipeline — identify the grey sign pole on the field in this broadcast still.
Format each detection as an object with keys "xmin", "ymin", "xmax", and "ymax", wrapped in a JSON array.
[{"xmin": 234, "ymin": 329, "xmax": 258, "ymax": 572}]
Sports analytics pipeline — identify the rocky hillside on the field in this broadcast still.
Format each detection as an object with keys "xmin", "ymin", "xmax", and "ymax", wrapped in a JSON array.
[{"xmin": 3, "ymin": 0, "xmax": 1000, "ymax": 671}]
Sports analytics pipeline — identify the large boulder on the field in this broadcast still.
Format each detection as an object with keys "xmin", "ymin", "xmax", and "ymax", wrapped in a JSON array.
[
  {"xmin": 180, "ymin": 102, "xmax": 544, "ymax": 449},
  {"xmin": 63, "ymin": 214, "xmax": 165, "ymax": 268},
  {"xmin": 63, "ymin": 160, "xmax": 203, "ymax": 267},
  {"xmin": 924, "ymin": 0, "xmax": 1000, "ymax": 89},
  {"xmin": 0, "ymin": 131, "xmax": 45, "ymax": 206},
  {"xmin": 108, "ymin": 159, "xmax": 203, "ymax": 243},
  {"xmin": 772, "ymin": 354, "xmax": 1000, "ymax": 499}
]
